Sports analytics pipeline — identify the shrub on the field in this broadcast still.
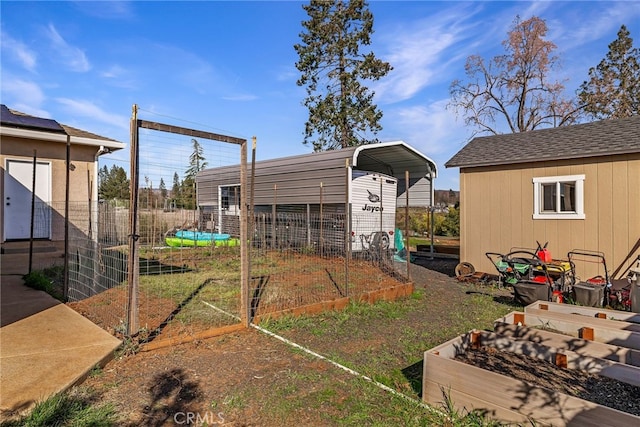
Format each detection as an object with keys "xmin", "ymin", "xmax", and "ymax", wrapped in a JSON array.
[
  {"xmin": 434, "ymin": 207, "xmax": 460, "ymax": 237},
  {"xmin": 22, "ymin": 266, "xmax": 65, "ymax": 302},
  {"xmin": 396, "ymin": 207, "xmax": 460, "ymax": 238}
]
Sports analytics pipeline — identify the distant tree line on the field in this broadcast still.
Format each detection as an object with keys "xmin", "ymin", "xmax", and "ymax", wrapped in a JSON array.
[{"xmin": 98, "ymin": 139, "xmax": 207, "ymax": 210}]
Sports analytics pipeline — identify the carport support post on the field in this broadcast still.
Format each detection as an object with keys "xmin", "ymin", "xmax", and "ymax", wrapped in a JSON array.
[
  {"xmin": 271, "ymin": 185, "xmax": 277, "ymax": 250},
  {"xmin": 405, "ymin": 170, "xmax": 410, "ymax": 280},
  {"xmin": 379, "ymin": 173, "xmax": 384, "ymax": 262},
  {"xmin": 429, "ymin": 205, "xmax": 435, "ymax": 260},
  {"xmin": 249, "ymin": 136, "xmax": 256, "ymax": 249},
  {"xmin": 319, "ymin": 182, "xmax": 324, "ymax": 255},
  {"xmin": 344, "ymin": 158, "xmax": 350, "ymax": 295}
]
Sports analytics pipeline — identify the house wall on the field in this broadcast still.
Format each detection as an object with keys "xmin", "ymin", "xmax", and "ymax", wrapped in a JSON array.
[
  {"xmin": 1, "ymin": 135, "xmax": 100, "ymax": 242},
  {"xmin": 459, "ymin": 153, "xmax": 640, "ymax": 280}
]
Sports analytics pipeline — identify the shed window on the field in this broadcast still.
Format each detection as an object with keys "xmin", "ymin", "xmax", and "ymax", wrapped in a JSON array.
[{"xmin": 533, "ymin": 175, "xmax": 585, "ymax": 220}]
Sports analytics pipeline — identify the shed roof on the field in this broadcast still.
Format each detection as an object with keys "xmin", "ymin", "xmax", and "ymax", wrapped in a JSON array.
[
  {"xmin": 445, "ymin": 115, "xmax": 640, "ymax": 169},
  {"xmin": 0, "ymin": 104, "xmax": 125, "ymax": 150}
]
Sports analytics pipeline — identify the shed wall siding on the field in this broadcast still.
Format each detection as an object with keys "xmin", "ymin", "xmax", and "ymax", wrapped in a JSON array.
[{"xmin": 459, "ymin": 154, "xmax": 640, "ymax": 280}]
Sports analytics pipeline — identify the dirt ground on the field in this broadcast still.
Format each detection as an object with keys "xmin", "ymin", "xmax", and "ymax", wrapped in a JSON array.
[
  {"xmin": 80, "ymin": 255, "xmax": 640, "ymax": 423},
  {"xmin": 78, "ymin": 257, "xmax": 525, "ymax": 426}
]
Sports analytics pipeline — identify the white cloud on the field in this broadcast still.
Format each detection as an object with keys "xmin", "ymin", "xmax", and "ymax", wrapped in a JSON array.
[
  {"xmin": 100, "ymin": 65, "xmax": 127, "ymax": 79},
  {"xmin": 387, "ymin": 99, "xmax": 467, "ymax": 157},
  {"xmin": 146, "ymin": 43, "xmax": 223, "ymax": 94},
  {"xmin": 0, "ymin": 31, "xmax": 37, "ymax": 72},
  {"xmin": 222, "ymin": 94, "xmax": 259, "ymax": 102},
  {"xmin": 45, "ymin": 24, "xmax": 91, "ymax": 72},
  {"xmin": 100, "ymin": 64, "xmax": 138, "ymax": 89},
  {"xmin": 372, "ymin": 5, "xmax": 487, "ymax": 104},
  {"xmin": 1, "ymin": 75, "xmax": 46, "ymax": 110},
  {"xmin": 72, "ymin": 1, "xmax": 135, "ymax": 19},
  {"xmin": 548, "ymin": 2, "xmax": 640, "ymax": 51},
  {"xmin": 275, "ymin": 65, "xmax": 298, "ymax": 82},
  {"xmin": 56, "ymin": 98, "xmax": 129, "ymax": 131}
]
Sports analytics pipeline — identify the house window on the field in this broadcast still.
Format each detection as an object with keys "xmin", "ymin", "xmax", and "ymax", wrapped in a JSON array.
[{"xmin": 533, "ymin": 175, "xmax": 585, "ymax": 219}]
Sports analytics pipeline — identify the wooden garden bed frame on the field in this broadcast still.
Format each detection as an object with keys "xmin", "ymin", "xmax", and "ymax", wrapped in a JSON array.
[
  {"xmin": 423, "ymin": 302, "xmax": 640, "ymax": 426},
  {"xmin": 524, "ymin": 300, "xmax": 640, "ymax": 324},
  {"xmin": 493, "ymin": 321, "xmax": 640, "ymax": 367},
  {"xmin": 500, "ymin": 309, "xmax": 640, "ymax": 350}
]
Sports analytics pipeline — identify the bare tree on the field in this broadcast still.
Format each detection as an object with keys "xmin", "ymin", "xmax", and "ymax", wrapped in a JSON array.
[{"xmin": 449, "ymin": 16, "xmax": 581, "ymax": 137}]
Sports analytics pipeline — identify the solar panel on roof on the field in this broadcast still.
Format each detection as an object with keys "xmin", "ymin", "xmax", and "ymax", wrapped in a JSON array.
[{"xmin": 0, "ymin": 104, "xmax": 66, "ymax": 133}]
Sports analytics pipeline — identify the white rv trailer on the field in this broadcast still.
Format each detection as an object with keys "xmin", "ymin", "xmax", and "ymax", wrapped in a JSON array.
[{"xmin": 349, "ymin": 170, "xmax": 397, "ymax": 252}]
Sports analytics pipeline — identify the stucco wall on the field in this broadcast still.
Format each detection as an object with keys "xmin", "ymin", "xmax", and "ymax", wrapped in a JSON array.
[
  {"xmin": 1, "ymin": 135, "xmax": 101, "ymax": 242},
  {"xmin": 459, "ymin": 153, "xmax": 640, "ymax": 280}
]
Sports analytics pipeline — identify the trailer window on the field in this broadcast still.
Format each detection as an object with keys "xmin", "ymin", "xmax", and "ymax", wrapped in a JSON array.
[
  {"xmin": 533, "ymin": 175, "xmax": 584, "ymax": 220},
  {"xmin": 221, "ymin": 185, "xmax": 240, "ymax": 211}
]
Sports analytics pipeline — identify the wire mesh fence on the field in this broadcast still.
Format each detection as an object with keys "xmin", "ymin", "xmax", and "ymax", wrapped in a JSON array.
[
  {"xmin": 64, "ymin": 203, "xmax": 410, "ymax": 344},
  {"xmin": 24, "ymin": 109, "xmax": 415, "ymax": 349},
  {"xmin": 248, "ymin": 210, "xmax": 410, "ymax": 320},
  {"xmin": 69, "ymin": 111, "xmax": 245, "ymax": 344}
]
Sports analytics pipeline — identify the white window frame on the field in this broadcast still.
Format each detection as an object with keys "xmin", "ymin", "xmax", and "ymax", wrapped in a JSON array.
[{"xmin": 533, "ymin": 174, "xmax": 585, "ymax": 220}]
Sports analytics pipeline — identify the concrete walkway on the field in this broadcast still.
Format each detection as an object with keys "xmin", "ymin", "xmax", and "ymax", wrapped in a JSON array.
[{"xmin": 0, "ymin": 248, "xmax": 121, "ymax": 419}]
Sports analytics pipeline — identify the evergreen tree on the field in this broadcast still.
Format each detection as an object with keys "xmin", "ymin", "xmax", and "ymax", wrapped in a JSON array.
[
  {"xmin": 98, "ymin": 165, "xmax": 108, "ymax": 190},
  {"xmin": 172, "ymin": 172, "xmax": 181, "ymax": 208},
  {"xmin": 185, "ymin": 139, "xmax": 207, "ymax": 181},
  {"xmin": 159, "ymin": 178, "xmax": 167, "ymax": 201},
  {"xmin": 295, "ymin": 0, "xmax": 392, "ymax": 151},
  {"xmin": 182, "ymin": 139, "xmax": 207, "ymax": 210},
  {"xmin": 578, "ymin": 25, "xmax": 640, "ymax": 120},
  {"xmin": 181, "ymin": 176, "xmax": 195, "ymax": 210},
  {"xmin": 98, "ymin": 165, "xmax": 130, "ymax": 201}
]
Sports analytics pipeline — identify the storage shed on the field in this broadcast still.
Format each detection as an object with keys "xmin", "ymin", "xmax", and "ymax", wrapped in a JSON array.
[{"xmin": 445, "ymin": 116, "xmax": 640, "ymax": 280}]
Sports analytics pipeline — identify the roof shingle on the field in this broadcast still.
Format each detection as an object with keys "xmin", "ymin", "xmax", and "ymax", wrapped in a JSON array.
[{"xmin": 445, "ymin": 116, "xmax": 640, "ymax": 168}]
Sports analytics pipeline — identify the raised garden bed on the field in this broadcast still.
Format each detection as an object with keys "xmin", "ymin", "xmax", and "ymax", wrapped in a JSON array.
[
  {"xmin": 423, "ymin": 313, "xmax": 640, "ymax": 426},
  {"xmin": 494, "ymin": 321, "xmax": 640, "ymax": 367},
  {"xmin": 524, "ymin": 300, "xmax": 640, "ymax": 324},
  {"xmin": 499, "ymin": 309, "xmax": 640, "ymax": 350},
  {"xmin": 416, "ymin": 244, "xmax": 460, "ymax": 256},
  {"xmin": 455, "ymin": 346, "xmax": 640, "ymax": 415}
]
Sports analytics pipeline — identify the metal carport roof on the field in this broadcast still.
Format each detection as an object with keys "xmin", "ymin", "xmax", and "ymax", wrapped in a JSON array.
[{"xmin": 351, "ymin": 140, "xmax": 437, "ymax": 179}]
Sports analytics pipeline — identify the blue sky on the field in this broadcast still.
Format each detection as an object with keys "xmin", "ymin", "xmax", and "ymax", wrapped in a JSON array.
[{"xmin": 2, "ymin": 1, "xmax": 639, "ymax": 190}]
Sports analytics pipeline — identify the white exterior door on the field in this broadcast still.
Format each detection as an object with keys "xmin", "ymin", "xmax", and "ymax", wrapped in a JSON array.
[{"xmin": 4, "ymin": 159, "xmax": 51, "ymax": 240}]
